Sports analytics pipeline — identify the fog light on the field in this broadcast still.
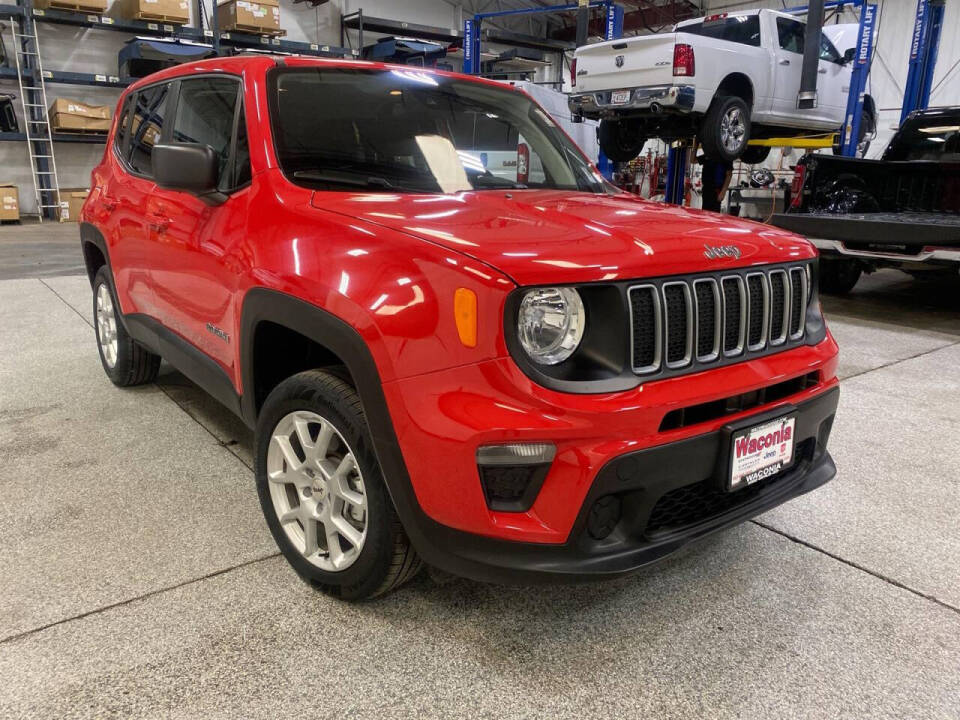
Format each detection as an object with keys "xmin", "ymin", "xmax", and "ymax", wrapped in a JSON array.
[
  {"xmin": 476, "ymin": 443, "xmax": 555, "ymax": 513},
  {"xmin": 587, "ymin": 495, "xmax": 622, "ymax": 540}
]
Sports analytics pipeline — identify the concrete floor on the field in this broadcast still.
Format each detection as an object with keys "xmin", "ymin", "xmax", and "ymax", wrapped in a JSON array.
[{"xmin": 1, "ymin": 224, "xmax": 959, "ymax": 718}]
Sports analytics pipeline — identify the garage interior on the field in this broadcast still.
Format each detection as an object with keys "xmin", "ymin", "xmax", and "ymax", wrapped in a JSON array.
[{"xmin": 1, "ymin": 0, "xmax": 958, "ymax": 717}]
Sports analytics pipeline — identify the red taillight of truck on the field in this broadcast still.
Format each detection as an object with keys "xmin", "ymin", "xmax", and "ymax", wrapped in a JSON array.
[
  {"xmin": 673, "ymin": 44, "xmax": 695, "ymax": 77},
  {"xmin": 790, "ymin": 164, "xmax": 807, "ymax": 209}
]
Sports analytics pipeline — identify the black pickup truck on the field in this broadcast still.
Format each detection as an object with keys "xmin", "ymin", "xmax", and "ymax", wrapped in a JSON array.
[{"xmin": 771, "ymin": 106, "xmax": 960, "ymax": 294}]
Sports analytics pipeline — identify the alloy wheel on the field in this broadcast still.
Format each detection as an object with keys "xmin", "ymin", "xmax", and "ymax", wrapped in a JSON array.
[
  {"xmin": 95, "ymin": 283, "xmax": 118, "ymax": 369},
  {"xmin": 720, "ymin": 107, "xmax": 746, "ymax": 154},
  {"xmin": 266, "ymin": 410, "xmax": 368, "ymax": 572}
]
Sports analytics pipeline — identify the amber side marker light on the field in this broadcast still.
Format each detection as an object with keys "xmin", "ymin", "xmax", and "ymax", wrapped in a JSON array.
[{"xmin": 454, "ymin": 288, "xmax": 478, "ymax": 348}]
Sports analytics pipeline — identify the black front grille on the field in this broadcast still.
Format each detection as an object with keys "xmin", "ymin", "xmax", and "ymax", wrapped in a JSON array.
[
  {"xmin": 628, "ymin": 263, "xmax": 811, "ymax": 380},
  {"xmin": 644, "ymin": 440, "xmax": 814, "ymax": 536}
]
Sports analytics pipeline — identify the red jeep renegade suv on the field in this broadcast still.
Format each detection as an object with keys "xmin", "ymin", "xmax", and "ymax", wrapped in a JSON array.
[{"xmin": 80, "ymin": 56, "xmax": 839, "ymax": 599}]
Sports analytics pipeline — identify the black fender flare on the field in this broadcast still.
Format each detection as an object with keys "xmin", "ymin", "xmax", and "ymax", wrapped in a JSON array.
[
  {"xmin": 239, "ymin": 288, "xmax": 449, "ymax": 564},
  {"xmin": 79, "ymin": 222, "xmax": 111, "ymax": 286}
]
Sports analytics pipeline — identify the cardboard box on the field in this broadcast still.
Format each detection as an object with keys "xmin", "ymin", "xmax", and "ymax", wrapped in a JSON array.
[
  {"xmin": 34, "ymin": 0, "xmax": 107, "ymax": 13},
  {"xmin": 122, "ymin": 0, "xmax": 190, "ymax": 24},
  {"xmin": 58, "ymin": 188, "xmax": 89, "ymax": 223},
  {"xmin": 49, "ymin": 99, "xmax": 112, "ymax": 134},
  {"xmin": 0, "ymin": 184, "xmax": 19, "ymax": 222},
  {"xmin": 217, "ymin": 0, "xmax": 281, "ymax": 35}
]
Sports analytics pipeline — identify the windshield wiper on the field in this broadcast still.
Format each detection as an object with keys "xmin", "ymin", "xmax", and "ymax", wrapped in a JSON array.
[{"xmin": 292, "ymin": 170, "xmax": 431, "ymax": 193}]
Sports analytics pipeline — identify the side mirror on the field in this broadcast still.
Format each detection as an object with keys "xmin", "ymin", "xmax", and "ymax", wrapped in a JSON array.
[
  {"xmin": 841, "ymin": 47, "xmax": 856, "ymax": 65},
  {"xmin": 152, "ymin": 142, "xmax": 225, "ymax": 205}
]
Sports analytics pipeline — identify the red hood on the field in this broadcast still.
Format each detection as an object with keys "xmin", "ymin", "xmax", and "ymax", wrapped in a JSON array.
[{"xmin": 311, "ymin": 189, "xmax": 815, "ymax": 286}]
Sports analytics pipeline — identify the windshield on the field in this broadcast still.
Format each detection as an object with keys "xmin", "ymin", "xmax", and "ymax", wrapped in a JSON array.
[
  {"xmin": 269, "ymin": 67, "xmax": 607, "ymax": 195},
  {"xmin": 883, "ymin": 116, "xmax": 960, "ymax": 161}
]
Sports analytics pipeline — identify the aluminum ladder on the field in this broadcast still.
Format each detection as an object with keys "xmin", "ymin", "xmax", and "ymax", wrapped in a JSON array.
[{"xmin": 9, "ymin": 22, "xmax": 60, "ymax": 222}]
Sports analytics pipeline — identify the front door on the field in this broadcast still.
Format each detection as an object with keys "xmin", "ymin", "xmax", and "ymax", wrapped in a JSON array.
[
  {"xmin": 146, "ymin": 76, "xmax": 251, "ymax": 379},
  {"xmin": 770, "ymin": 15, "xmax": 836, "ymax": 128}
]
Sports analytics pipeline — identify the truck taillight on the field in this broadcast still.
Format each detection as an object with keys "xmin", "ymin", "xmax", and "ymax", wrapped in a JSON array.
[
  {"xmin": 673, "ymin": 43, "xmax": 695, "ymax": 77},
  {"xmin": 790, "ymin": 165, "xmax": 806, "ymax": 209},
  {"xmin": 571, "ymin": 58, "xmax": 577, "ymax": 87},
  {"xmin": 517, "ymin": 143, "xmax": 530, "ymax": 184}
]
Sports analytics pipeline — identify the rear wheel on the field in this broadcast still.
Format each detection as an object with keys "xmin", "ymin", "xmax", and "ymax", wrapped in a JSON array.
[
  {"xmin": 819, "ymin": 258, "xmax": 862, "ymax": 295},
  {"xmin": 93, "ymin": 266, "xmax": 161, "ymax": 386},
  {"xmin": 256, "ymin": 370, "xmax": 422, "ymax": 600},
  {"xmin": 598, "ymin": 119, "xmax": 647, "ymax": 162},
  {"xmin": 699, "ymin": 95, "xmax": 751, "ymax": 161}
]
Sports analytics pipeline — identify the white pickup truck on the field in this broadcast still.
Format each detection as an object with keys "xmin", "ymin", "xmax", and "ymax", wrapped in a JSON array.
[{"xmin": 569, "ymin": 9, "xmax": 876, "ymax": 163}]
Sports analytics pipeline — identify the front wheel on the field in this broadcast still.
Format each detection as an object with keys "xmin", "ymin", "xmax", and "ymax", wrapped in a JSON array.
[
  {"xmin": 255, "ymin": 370, "xmax": 422, "ymax": 600},
  {"xmin": 699, "ymin": 95, "xmax": 751, "ymax": 161},
  {"xmin": 598, "ymin": 119, "xmax": 647, "ymax": 162},
  {"xmin": 819, "ymin": 258, "xmax": 862, "ymax": 295}
]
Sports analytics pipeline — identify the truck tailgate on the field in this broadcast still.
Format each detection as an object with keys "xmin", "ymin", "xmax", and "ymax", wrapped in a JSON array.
[
  {"xmin": 575, "ymin": 33, "xmax": 678, "ymax": 93},
  {"xmin": 772, "ymin": 212, "xmax": 960, "ymax": 248}
]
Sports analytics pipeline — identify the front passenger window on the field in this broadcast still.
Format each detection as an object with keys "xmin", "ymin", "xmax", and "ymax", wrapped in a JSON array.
[
  {"xmin": 776, "ymin": 17, "xmax": 806, "ymax": 55},
  {"xmin": 172, "ymin": 78, "xmax": 244, "ymax": 192}
]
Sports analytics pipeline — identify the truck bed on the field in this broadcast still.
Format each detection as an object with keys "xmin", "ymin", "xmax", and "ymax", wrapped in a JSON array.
[{"xmin": 773, "ymin": 211, "xmax": 960, "ymax": 248}]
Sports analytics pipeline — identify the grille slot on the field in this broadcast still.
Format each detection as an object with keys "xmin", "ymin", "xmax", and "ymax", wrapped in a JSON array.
[
  {"xmin": 629, "ymin": 285, "xmax": 661, "ymax": 373},
  {"xmin": 663, "ymin": 282, "xmax": 692, "ymax": 368},
  {"xmin": 629, "ymin": 263, "xmax": 810, "ymax": 377},
  {"xmin": 789, "ymin": 268, "xmax": 806, "ymax": 338},
  {"xmin": 769, "ymin": 270, "xmax": 788, "ymax": 345},
  {"xmin": 694, "ymin": 279, "xmax": 720, "ymax": 361},
  {"xmin": 746, "ymin": 273, "xmax": 768, "ymax": 351},
  {"xmin": 721, "ymin": 276, "xmax": 745, "ymax": 356}
]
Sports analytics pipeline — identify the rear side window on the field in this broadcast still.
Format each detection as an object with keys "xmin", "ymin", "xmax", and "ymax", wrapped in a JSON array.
[
  {"xmin": 680, "ymin": 15, "xmax": 761, "ymax": 47},
  {"xmin": 776, "ymin": 17, "xmax": 806, "ymax": 54},
  {"xmin": 171, "ymin": 77, "xmax": 244, "ymax": 191},
  {"xmin": 128, "ymin": 83, "xmax": 170, "ymax": 177},
  {"xmin": 114, "ymin": 97, "xmax": 131, "ymax": 158}
]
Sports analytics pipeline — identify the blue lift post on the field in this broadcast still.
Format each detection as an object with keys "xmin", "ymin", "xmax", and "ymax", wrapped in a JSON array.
[
  {"xmin": 901, "ymin": 0, "xmax": 944, "ymax": 124},
  {"xmin": 839, "ymin": 2, "xmax": 876, "ymax": 156}
]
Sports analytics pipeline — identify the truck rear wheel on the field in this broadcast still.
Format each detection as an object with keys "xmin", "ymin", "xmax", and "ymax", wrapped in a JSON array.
[
  {"xmin": 699, "ymin": 95, "xmax": 751, "ymax": 162},
  {"xmin": 598, "ymin": 119, "xmax": 646, "ymax": 162},
  {"xmin": 819, "ymin": 258, "xmax": 862, "ymax": 295}
]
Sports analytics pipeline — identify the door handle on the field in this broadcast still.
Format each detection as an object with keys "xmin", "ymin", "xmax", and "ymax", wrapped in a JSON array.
[
  {"xmin": 818, "ymin": 68, "xmax": 827, "ymax": 74},
  {"xmin": 779, "ymin": 59, "xmax": 790, "ymax": 65}
]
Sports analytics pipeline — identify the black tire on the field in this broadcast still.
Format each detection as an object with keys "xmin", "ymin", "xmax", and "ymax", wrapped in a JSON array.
[
  {"xmin": 92, "ymin": 265, "xmax": 161, "ymax": 386},
  {"xmin": 819, "ymin": 258, "xmax": 862, "ymax": 295},
  {"xmin": 255, "ymin": 370, "xmax": 422, "ymax": 600},
  {"xmin": 598, "ymin": 119, "xmax": 647, "ymax": 162},
  {"xmin": 741, "ymin": 145, "xmax": 771, "ymax": 165},
  {"xmin": 699, "ymin": 95, "xmax": 751, "ymax": 162}
]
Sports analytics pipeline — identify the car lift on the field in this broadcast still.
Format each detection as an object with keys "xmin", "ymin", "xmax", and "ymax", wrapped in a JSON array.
[
  {"xmin": 462, "ymin": 1, "xmax": 624, "ymax": 178},
  {"xmin": 900, "ymin": 0, "xmax": 945, "ymax": 124},
  {"xmin": 663, "ymin": 0, "xmax": 879, "ymax": 205}
]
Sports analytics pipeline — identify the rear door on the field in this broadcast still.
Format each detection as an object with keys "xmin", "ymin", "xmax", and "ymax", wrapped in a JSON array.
[
  {"xmin": 145, "ymin": 75, "xmax": 251, "ymax": 377},
  {"xmin": 105, "ymin": 83, "xmax": 171, "ymax": 317},
  {"xmin": 771, "ymin": 15, "xmax": 837, "ymax": 128}
]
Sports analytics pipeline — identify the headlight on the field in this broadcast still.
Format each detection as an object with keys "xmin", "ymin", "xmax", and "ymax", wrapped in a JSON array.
[{"xmin": 517, "ymin": 287, "xmax": 585, "ymax": 365}]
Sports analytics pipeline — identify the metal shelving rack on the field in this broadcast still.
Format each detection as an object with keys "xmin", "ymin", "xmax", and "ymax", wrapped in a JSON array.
[{"xmin": 0, "ymin": 0, "xmax": 357, "ymax": 218}]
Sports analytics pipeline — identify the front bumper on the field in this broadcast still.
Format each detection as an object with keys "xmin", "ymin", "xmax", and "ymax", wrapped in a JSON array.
[
  {"xmin": 399, "ymin": 385, "xmax": 838, "ymax": 584},
  {"xmin": 569, "ymin": 84, "xmax": 696, "ymax": 118}
]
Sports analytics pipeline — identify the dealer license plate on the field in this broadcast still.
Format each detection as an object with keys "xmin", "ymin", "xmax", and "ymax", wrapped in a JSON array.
[
  {"xmin": 729, "ymin": 415, "xmax": 796, "ymax": 491},
  {"xmin": 610, "ymin": 89, "xmax": 631, "ymax": 104}
]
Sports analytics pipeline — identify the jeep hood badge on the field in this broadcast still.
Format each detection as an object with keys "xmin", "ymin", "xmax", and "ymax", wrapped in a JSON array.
[{"xmin": 703, "ymin": 244, "xmax": 742, "ymax": 260}]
